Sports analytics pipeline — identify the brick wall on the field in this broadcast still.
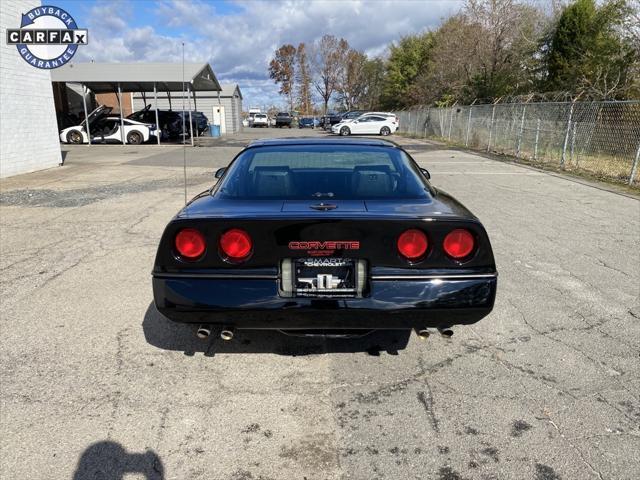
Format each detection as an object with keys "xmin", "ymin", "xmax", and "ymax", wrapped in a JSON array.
[
  {"xmin": 0, "ymin": 0, "xmax": 62, "ymax": 178},
  {"xmin": 95, "ymin": 92, "xmax": 132, "ymax": 116}
]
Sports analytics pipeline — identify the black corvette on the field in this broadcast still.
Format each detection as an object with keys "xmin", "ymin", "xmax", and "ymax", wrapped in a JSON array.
[{"xmin": 152, "ymin": 138, "xmax": 497, "ymax": 338}]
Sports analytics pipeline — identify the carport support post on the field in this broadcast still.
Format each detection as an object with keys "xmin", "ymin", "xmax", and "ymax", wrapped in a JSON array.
[
  {"xmin": 516, "ymin": 104, "xmax": 526, "ymax": 158},
  {"xmin": 118, "ymin": 83, "xmax": 125, "ymax": 145},
  {"xmin": 487, "ymin": 103, "xmax": 496, "ymax": 152},
  {"xmin": 192, "ymin": 88, "xmax": 198, "ymax": 138},
  {"xmin": 153, "ymin": 82, "xmax": 160, "ymax": 145},
  {"xmin": 82, "ymin": 83, "xmax": 91, "ymax": 146},
  {"xmin": 534, "ymin": 118, "xmax": 540, "ymax": 161},
  {"xmin": 187, "ymin": 83, "xmax": 194, "ymax": 146},
  {"xmin": 465, "ymin": 106, "xmax": 473, "ymax": 147},
  {"xmin": 561, "ymin": 101, "xmax": 575, "ymax": 168},
  {"xmin": 630, "ymin": 143, "xmax": 640, "ymax": 186}
]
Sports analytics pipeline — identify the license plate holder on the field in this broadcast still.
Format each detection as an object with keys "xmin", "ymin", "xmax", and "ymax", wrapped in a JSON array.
[{"xmin": 294, "ymin": 258, "xmax": 357, "ymax": 297}]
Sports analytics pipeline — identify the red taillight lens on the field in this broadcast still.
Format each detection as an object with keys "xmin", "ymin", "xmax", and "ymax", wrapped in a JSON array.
[
  {"xmin": 443, "ymin": 229, "xmax": 475, "ymax": 259},
  {"xmin": 397, "ymin": 229, "xmax": 428, "ymax": 260},
  {"xmin": 219, "ymin": 228, "xmax": 252, "ymax": 261},
  {"xmin": 175, "ymin": 228, "xmax": 206, "ymax": 260}
]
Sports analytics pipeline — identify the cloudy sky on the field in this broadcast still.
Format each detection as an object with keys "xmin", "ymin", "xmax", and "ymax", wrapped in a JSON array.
[{"xmin": 55, "ymin": 0, "xmax": 464, "ymax": 108}]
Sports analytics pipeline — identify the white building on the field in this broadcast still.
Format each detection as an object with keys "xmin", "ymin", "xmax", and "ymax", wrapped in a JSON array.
[{"xmin": 0, "ymin": 0, "xmax": 62, "ymax": 178}]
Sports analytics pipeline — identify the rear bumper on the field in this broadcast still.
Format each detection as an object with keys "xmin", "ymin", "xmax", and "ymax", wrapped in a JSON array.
[{"xmin": 152, "ymin": 274, "xmax": 497, "ymax": 329}]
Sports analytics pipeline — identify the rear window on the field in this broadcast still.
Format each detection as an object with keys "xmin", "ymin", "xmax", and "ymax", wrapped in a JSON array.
[{"xmin": 215, "ymin": 145, "xmax": 429, "ymax": 200}]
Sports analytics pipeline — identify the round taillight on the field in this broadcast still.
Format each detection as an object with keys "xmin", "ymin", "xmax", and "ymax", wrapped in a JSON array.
[
  {"xmin": 219, "ymin": 228, "xmax": 252, "ymax": 261},
  {"xmin": 175, "ymin": 228, "xmax": 206, "ymax": 260},
  {"xmin": 443, "ymin": 229, "xmax": 475, "ymax": 259},
  {"xmin": 397, "ymin": 229, "xmax": 428, "ymax": 260}
]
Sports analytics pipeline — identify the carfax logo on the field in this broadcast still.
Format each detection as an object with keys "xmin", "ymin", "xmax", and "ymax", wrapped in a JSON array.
[{"xmin": 5, "ymin": 5, "xmax": 88, "ymax": 69}]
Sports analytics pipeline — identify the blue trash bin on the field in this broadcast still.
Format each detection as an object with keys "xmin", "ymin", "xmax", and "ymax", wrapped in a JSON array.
[{"xmin": 209, "ymin": 124, "xmax": 221, "ymax": 137}]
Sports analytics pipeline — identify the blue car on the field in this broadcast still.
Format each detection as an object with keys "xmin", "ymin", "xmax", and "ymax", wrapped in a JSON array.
[{"xmin": 298, "ymin": 117, "xmax": 315, "ymax": 129}]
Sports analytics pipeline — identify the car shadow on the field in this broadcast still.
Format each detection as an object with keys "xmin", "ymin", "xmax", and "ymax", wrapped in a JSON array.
[
  {"xmin": 142, "ymin": 302, "xmax": 411, "ymax": 356},
  {"xmin": 73, "ymin": 441, "xmax": 164, "ymax": 480}
]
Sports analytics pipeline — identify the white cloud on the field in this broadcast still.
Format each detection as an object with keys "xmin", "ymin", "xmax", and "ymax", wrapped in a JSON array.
[{"xmin": 76, "ymin": 0, "xmax": 463, "ymax": 107}]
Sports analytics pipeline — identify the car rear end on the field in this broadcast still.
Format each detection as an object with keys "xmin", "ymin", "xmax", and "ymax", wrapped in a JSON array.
[
  {"xmin": 252, "ymin": 114, "xmax": 268, "ymax": 128},
  {"xmin": 152, "ymin": 141, "xmax": 497, "ymax": 331}
]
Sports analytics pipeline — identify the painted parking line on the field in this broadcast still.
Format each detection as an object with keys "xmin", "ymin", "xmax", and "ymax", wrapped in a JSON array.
[
  {"xmin": 423, "ymin": 161, "xmax": 512, "ymax": 165},
  {"xmin": 431, "ymin": 171, "xmax": 545, "ymax": 175}
]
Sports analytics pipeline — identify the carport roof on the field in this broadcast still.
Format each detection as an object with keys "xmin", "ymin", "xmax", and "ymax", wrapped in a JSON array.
[{"xmin": 50, "ymin": 62, "xmax": 221, "ymax": 93}]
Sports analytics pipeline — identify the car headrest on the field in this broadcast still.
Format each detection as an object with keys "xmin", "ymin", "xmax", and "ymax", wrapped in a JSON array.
[
  {"xmin": 352, "ymin": 166, "xmax": 394, "ymax": 197},
  {"xmin": 252, "ymin": 166, "xmax": 293, "ymax": 197}
]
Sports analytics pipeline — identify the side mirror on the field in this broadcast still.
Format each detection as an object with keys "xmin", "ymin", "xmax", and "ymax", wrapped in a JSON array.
[
  {"xmin": 215, "ymin": 167, "xmax": 226, "ymax": 179},
  {"xmin": 420, "ymin": 168, "xmax": 431, "ymax": 180}
]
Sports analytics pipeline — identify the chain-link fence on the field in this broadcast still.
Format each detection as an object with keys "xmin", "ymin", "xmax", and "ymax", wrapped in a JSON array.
[{"xmin": 396, "ymin": 101, "xmax": 640, "ymax": 186}]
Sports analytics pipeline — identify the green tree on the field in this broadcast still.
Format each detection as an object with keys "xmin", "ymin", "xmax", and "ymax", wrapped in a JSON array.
[
  {"xmin": 545, "ymin": 0, "xmax": 637, "ymax": 98},
  {"xmin": 360, "ymin": 58, "xmax": 385, "ymax": 109},
  {"xmin": 380, "ymin": 32, "xmax": 434, "ymax": 109}
]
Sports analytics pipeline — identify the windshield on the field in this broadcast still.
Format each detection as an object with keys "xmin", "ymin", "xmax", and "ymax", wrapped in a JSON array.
[{"xmin": 215, "ymin": 145, "xmax": 429, "ymax": 200}]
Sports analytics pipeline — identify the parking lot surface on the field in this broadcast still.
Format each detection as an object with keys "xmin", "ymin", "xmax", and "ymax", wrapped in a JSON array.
[{"xmin": 1, "ymin": 128, "xmax": 639, "ymax": 480}]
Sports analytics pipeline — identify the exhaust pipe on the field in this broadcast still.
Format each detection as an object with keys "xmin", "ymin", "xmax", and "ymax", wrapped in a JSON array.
[
  {"xmin": 196, "ymin": 325, "xmax": 212, "ymax": 339},
  {"xmin": 220, "ymin": 326, "xmax": 234, "ymax": 341},
  {"xmin": 437, "ymin": 327, "xmax": 454, "ymax": 338},
  {"xmin": 415, "ymin": 328, "xmax": 430, "ymax": 340}
]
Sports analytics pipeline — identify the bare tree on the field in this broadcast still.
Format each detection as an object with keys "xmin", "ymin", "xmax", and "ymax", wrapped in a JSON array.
[
  {"xmin": 310, "ymin": 35, "xmax": 348, "ymax": 114},
  {"xmin": 408, "ymin": 14, "xmax": 483, "ymax": 105},
  {"xmin": 269, "ymin": 44, "xmax": 296, "ymax": 112}
]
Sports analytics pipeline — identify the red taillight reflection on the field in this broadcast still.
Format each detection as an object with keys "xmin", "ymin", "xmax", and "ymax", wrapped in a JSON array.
[
  {"xmin": 397, "ymin": 229, "xmax": 428, "ymax": 260},
  {"xmin": 175, "ymin": 228, "xmax": 206, "ymax": 260},
  {"xmin": 219, "ymin": 228, "xmax": 252, "ymax": 261},
  {"xmin": 443, "ymin": 229, "xmax": 475, "ymax": 259}
]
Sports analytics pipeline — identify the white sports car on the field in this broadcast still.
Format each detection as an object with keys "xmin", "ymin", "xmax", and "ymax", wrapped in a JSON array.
[{"xmin": 60, "ymin": 105, "xmax": 156, "ymax": 145}]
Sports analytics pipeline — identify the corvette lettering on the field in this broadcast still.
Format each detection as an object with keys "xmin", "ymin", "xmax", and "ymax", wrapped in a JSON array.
[{"xmin": 288, "ymin": 241, "xmax": 360, "ymax": 250}]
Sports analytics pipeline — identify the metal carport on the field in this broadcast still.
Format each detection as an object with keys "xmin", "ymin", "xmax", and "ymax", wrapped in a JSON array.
[{"xmin": 51, "ymin": 62, "xmax": 221, "ymax": 146}]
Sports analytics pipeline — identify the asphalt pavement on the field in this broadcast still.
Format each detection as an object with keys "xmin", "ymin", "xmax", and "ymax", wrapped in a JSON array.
[{"xmin": 1, "ymin": 127, "xmax": 639, "ymax": 480}]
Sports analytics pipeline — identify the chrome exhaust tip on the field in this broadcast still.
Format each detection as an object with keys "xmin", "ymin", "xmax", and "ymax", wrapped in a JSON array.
[
  {"xmin": 196, "ymin": 325, "xmax": 212, "ymax": 339},
  {"xmin": 437, "ymin": 327, "xmax": 454, "ymax": 338},
  {"xmin": 220, "ymin": 327, "xmax": 234, "ymax": 341},
  {"xmin": 415, "ymin": 328, "xmax": 430, "ymax": 340}
]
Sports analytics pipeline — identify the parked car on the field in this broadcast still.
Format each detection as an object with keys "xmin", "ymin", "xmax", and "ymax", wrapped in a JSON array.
[
  {"xmin": 151, "ymin": 137, "xmax": 497, "ymax": 338},
  {"xmin": 177, "ymin": 111, "xmax": 209, "ymax": 135},
  {"xmin": 128, "ymin": 106, "xmax": 181, "ymax": 140},
  {"xmin": 340, "ymin": 110, "xmax": 368, "ymax": 122},
  {"xmin": 298, "ymin": 117, "xmax": 315, "ymax": 129},
  {"xmin": 275, "ymin": 112, "xmax": 293, "ymax": 128},
  {"xmin": 60, "ymin": 105, "xmax": 155, "ymax": 144},
  {"xmin": 331, "ymin": 114, "xmax": 397, "ymax": 136},
  {"xmin": 251, "ymin": 113, "xmax": 269, "ymax": 128},
  {"xmin": 339, "ymin": 112, "xmax": 398, "ymax": 130},
  {"xmin": 322, "ymin": 112, "xmax": 343, "ymax": 130},
  {"xmin": 358, "ymin": 112, "xmax": 399, "ymax": 130}
]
